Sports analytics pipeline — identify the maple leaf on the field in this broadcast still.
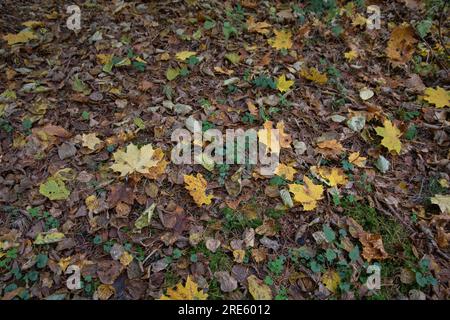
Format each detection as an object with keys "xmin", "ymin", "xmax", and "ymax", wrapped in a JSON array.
[
  {"xmin": 386, "ymin": 24, "xmax": 417, "ymax": 64},
  {"xmin": 110, "ymin": 143, "xmax": 158, "ymax": 177},
  {"xmin": 247, "ymin": 275, "xmax": 272, "ymax": 300},
  {"xmin": 375, "ymin": 120, "xmax": 402, "ymax": 154},
  {"xmin": 423, "ymin": 87, "xmax": 449, "ymax": 108},
  {"xmin": 268, "ymin": 29, "xmax": 292, "ymax": 50},
  {"xmin": 246, "ymin": 16, "xmax": 271, "ymax": 34},
  {"xmin": 348, "ymin": 152, "xmax": 367, "ymax": 168},
  {"xmin": 184, "ymin": 173, "xmax": 214, "ymax": 206},
  {"xmin": 3, "ymin": 30, "xmax": 37, "ymax": 45},
  {"xmin": 316, "ymin": 139, "xmax": 345, "ymax": 158},
  {"xmin": 144, "ymin": 148, "xmax": 168, "ymax": 179},
  {"xmin": 175, "ymin": 51, "xmax": 197, "ymax": 61},
  {"xmin": 288, "ymin": 176, "xmax": 324, "ymax": 211},
  {"xmin": 275, "ymin": 163, "xmax": 297, "ymax": 181},
  {"xmin": 312, "ymin": 166, "xmax": 348, "ymax": 187},
  {"xmin": 82, "ymin": 133, "xmax": 102, "ymax": 150},
  {"xmin": 300, "ymin": 67, "xmax": 328, "ymax": 85},
  {"xmin": 276, "ymin": 74, "xmax": 294, "ymax": 93},
  {"xmin": 159, "ymin": 276, "xmax": 208, "ymax": 300}
]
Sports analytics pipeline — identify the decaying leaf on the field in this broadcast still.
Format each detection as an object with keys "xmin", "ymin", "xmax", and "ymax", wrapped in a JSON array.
[
  {"xmin": 386, "ymin": 24, "xmax": 417, "ymax": 64},
  {"xmin": 134, "ymin": 203, "xmax": 156, "ymax": 230},
  {"xmin": 247, "ymin": 275, "xmax": 272, "ymax": 300},
  {"xmin": 34, "ymin": 230, "xmax": 65, "ymax": 245},
  {"xmin": 321, "ymin": 270, "xmax": 340, "ymax": 293},
  {"xmin": 82, "ymin": 133, "xmax": 102, "ymax": 150},
  {"xmin": 316, "ymin": 139, "xmax": 345, "ymax": 158},
  {"xmin": 431, "ymin": 195, "xmax": 450, "ymax": 214},
  {"xmin": 348, "ymin": 152, "xmax": 367, "ymax": 168},
  {"xmin": 3, "ymin": 29, "xmax": 37, "ymax": 45},
  {"xmin": 246, "ymin": 16, "xmax": 271, "ymax": 34},
  {"xmin": 300, "ymin": 67, "xmax": 328, "ymax": 85},
  {"xmin": 359, "ymin": 233, "xmax": 389, "ymax": 262},
  {"xmin": 275, "ymin": 163, "xmax": 297, "ymax": 181},
  {"xmin": 184, "ymin": 173, "xmax": 214, "ymax": 206},
  {"xmin": 159, "ymin": 276, "xmax": 208, "ymax": 300}
]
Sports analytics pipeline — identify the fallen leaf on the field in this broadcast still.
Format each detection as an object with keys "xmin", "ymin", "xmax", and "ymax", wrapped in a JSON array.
[
  {"xmin": 300, "ymin": 67, "xmax": 328, "ymax": 85},
  {"xmin": 316, "ymin": 139, "xmax": 344, "ymax": 158},
  {"xmin": 423, "ymin": 87, "xmax": 449, "ymax": 108},
  {"xmin": 375, "ymin": 119, "xmax": 402, "ymax": 154},
  {"xmin": 321, "ymin": 270, "xmax": 340, "ymax": 293},
  {"xmin": 246, "ymin": 16, "xmax": 271, "ymax": 34},
  {"xmin": 175, "ymin": 51, "xmax": 197, "ymax": 61},
  {"xmin": 386, "ymin": 24, "xmax": 417, "ymax": 64},
  {"xmin": 39, "ymin": 177, "xmax": 70, "ymax": 201},
  {"xmin": 82, "ymin": 133, "xmax": 102, "ymax": 150},
  {"xmin": 135, "ymin": 203, "xmax": 156, "ymax": 230},
  {"xmin": 359, "ymin": 233, "xmax": 389, "ymax": 262},
  {"xmin": 159, "ymin": 276, "xmax": 208, "ymax": 300},
  {"xmin": 34, "ymin": 230, "xmax": 65, "ymax": 245},
  {"xmin": 289, "ymin": 176, "xmax": 324, "ymax": 211},
  {"xmin": 276, "ymin": 74, "xmax": 294, "ymax": 93},
  {"xmin": 110, "ymin": 143, "xmax": 159, "ymax": 177},
  {"xmin": 431, "ymin": 195, "xmax": 450, "ymax": 214},
  {"xmin": 96, "ymin": 284, "xmax": 115, "ymax": 300},
  {"xmin": 247, "ymin": 275, "xmax": 272, "ymax": 300},
  {"xmin": 348, "ymin": 152, "xmax": 367, "ymax": 167},
  {"xmin": 275, "ymin": 163, "xmax": 297, "ymax": 181},
  {"xmin": 268, "ymin": 29, "xmax": 292, "ymax": 50},
  {"xmin": 312, "ymin": 166, "xmax": 348, "ymax": 187},
  {"xmin": 3, "ymin": 29, "xmax": 37, "ymax": 45},
  {"xmin": 184, "ymin": 173, "xmax": 214, "ymax": 206}
]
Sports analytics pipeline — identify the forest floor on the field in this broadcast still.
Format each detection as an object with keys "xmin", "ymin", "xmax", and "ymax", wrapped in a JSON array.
[{"xmin": 0, "ymin": 0, "xmax": 449, "ymax": 300}]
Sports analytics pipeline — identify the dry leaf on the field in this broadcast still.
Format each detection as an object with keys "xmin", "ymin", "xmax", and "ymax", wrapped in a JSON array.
[
  {"xmin": 316, "ymin": 139, "xmax": 345, "ymax": 158},
  {"xmin": 386, "ymin": 24, "xmax": 417, "ymax": 64},
  {"xmin": 348, "ymin": 152, "xmax": 367, "ymax": 167},
  {"xmin": 82, "ymin": 133, "xmax": 102, "ymax": 150},
  {"xmin": 275, "ymin": 163, "xmax": 297, "ymax": 181},
  {"xmin": 276, "ymin": 74, "xmax": 294, "ymax": 93},
  {"xmin": 3, "ymin": 30, "xmax": 37, "ymax": 45},
  {"xmin": 184, "ymin": 173, "xmax": 214, "ymax": 206},
  {"xmin": 312, "ymin": 166, "xmax": 348, "ymax": 187},
  {"xmin": 359, "ymin": 233, "xmax": 389, "ymax": 262},
  {"xmin": 423, "ymin": 87, "xmax": 449, "ymax": 108},
  {"xmin": 300, "ymin": 67, "xmax": 328, "ymax": 85},
  {"xmin": 289, "ymin": 176, "xmax": 324, "ymax": 211},
  {"xmin": 110, "ymin": 143, "xmax": 158, "ymax": 177},
  {"xmin": 375, "ymin": 119, "xmax": 402, "ymax": 154},
  {"xmin": 246, "ymin": 16, "xmax": 271, "ymax": 34},
  {"xmin": 268, "ymin": 29, "xmax": 292, "ymax": 50},
  {"xmin": 159, "ymin": 276, "xmax": 208, "ymax": 300},
  {"xmin": 247, "ymin": 275, "xmax": 272, "ymax": 300}
]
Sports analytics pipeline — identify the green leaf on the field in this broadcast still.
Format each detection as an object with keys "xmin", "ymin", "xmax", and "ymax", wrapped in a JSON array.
[
  {"xmin": 223, "ymin": 21, "xmax": 237, "ymax": 40},
  {"xmin": 349, "ymin": 245, "xmax": 360, "ymax": 262},
  {"xmin": 225, "ymin": 52, "xmax": 241, "ymax": 65},
  {"xmin": 36, "ymin": 254, "xmax": 48, "ymax": 269},
  {"xmin": 405, "ymin": 124, "xmax": 417, "ymax": 140},
  {"xmin": 166, "ymin": 67, "xmax": 180, "ymax": 81},
  {"xmin": 204, "ymin": 20, "xmax": 216, "ymax": 30},
  {"xmin": 325, "ymin": 249, "xmax": 337, "ymax": 262},
  {"xmin": 39, "ymin": 177, "xmax": 70, "ymax": 201},
  {"xmin": 323, "ymin": 225, "xmax": 336, "ymax": 243},
  {"xmin": 133, "ymin": 117, "xmax": 146, "ymax": 130},
  {"xmin": 416, "ymin": 19, "xmax": 432, "ymax": 38}
]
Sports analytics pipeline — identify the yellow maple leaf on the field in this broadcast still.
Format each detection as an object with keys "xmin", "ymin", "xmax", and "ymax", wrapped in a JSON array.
[
  {"xmin": 275, "ymin": 163, "xmax": 297, "ymax": 181},
  {"xmin": 82, "ymin": 133, "xmax": 102, "ymax": 150},
  {"xmin": 96, "ymin": 284, "xmax": 115, "ymax": 300},
  {"xmin": 3, "ymin": 30, "xmax": 37, "ymax": 45},
  {"xmin": 351, "ymin": 13, "xmax": 367, "ymax": 27},
  {"xmin": 175, "ymin": 51, "xmax": 197, "ymax": 61},
  {"xmin": 288, "ymin": 176, "xmax": 324, "ymax": 211},
  {"xmin": 312, "ymin": 166, "xmax": 348, "ymax": 187},
  {"xmin": 22, "ymin": 21, "xmax": 45, "ymax": 28},
  {"xmin": 184, "ymin": 173, "xmax": 214, "ymax": 206},
  {"xmin": 268, "ymin": 29, "xmax": 292, "ymax": 50},
  {"xmin": 344, "ymin": 50, "xmax": 358, "ymax": 62},
  {"xmin": 246, "ymin": 16, "xmax": 271, "ymax": 34},
  {"xmin": 375, "ymin": 120, "xmax": 402, "ymax": 154},
  {"xmin": 247, "ymin": 275, "xmax": 272, "ymax": 300},
  {"xmin": 258, "ymin": 121, "xmax": 280, "ymax": 154},
  {"xmin": 159, "ymin": 276, "xmax": 208, "ymax": 300},
  {"xmin": 348, "ymin": 152, "xmax": 367, "ymax": 168},
  {"xmin": 96, "ymin": 54, "xmax": 113, "ymax": 65},
  {"xmin": 423, "ymin": 87, "xmax": 449, "ymax": 108},
  {"xmin": 110, "ymin": 143, "xmax": 159, "ymax": 177},
  {"xmin": 276, "ymin": 74, "xmax": 294, "ymax": 93},
  {"xmin": 300, "ymin": 67, "xmax": 328, "ymax": 85}
]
